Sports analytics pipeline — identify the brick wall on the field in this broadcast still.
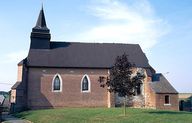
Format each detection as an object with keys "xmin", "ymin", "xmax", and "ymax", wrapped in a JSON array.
[
  {"xmin": 11, "ymin": 90, "xmax": 16, "ymax": 103},
  {"xmin": 11, "ymin": 64, "xmax": 28, "ymax": 112},
  {"xmin": 27, "ymin": 68, "xmax": 109, "ymax": 109},
  {"xmin": 144, "ymin": 77, "xmax": 156, "ymax": 109},
  {"xmin": 156, "ymin": 94, "xmax": 179, "ymax": 111},
  {"xmin": 17, "ymin": 65, "xmax": 23, "ymax": 82},
  {"xmin": 26, "ymin": 67, "xmax": 178, "ymax": 110}
]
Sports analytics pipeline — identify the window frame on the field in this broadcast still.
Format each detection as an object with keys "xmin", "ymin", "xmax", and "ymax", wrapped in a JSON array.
[
  {"xmin": 81, "ymin": 74, "xmax": 91, "ymax": 93},
  {"xmin": 164, "ymin": 95, "xmax": 171, "ymax": 105},
  {"xmin": 52, "ymin": 74, "xmax": 62, "ymax": 92}
]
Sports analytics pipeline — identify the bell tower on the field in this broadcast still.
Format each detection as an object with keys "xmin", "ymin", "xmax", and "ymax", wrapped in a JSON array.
[{"xmin": 30, "ymin": 7, "xmax": 51, "ymax": 49}]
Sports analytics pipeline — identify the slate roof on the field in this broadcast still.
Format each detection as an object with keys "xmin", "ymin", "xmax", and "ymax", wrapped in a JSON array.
[
  {"xmin": 32, "ymin": 7, "xmax": 50, "ymax": 33},
  {"xmin": 150, "ymin": 74, "xmax": 178, "ymax": 94},
  {"xmin": 18, "ymin": 58, "xmax": 27, "ymax": 66},
  {"xmin": 11, "ymin": 81, "xmax": 23, "ymax": 89},
  {"xmin": 18, "ymin": 59, "xmax": 24, "ymax": 65},
  {"xmin": 27, "ymin": 42, "xmax": 151, "ymax": 69}
]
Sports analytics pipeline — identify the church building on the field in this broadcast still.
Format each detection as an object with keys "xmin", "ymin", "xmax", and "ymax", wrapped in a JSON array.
[{"xmin": 11, "ymin": 8, "xmax": 179, "ymax": 112}]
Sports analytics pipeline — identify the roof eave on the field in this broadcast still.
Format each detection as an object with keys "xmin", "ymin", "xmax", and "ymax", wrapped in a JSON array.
[{"xmin": 155, "ymin": 92, "xmax": 179, "ymax": 94}]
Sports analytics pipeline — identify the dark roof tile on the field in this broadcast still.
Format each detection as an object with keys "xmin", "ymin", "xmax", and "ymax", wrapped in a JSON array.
[
  {"xmin": 11, "ymin": 82, "xmax": 23, "ymax": 89},
  {"xmin": 27, "ymin": 42, "xmax": 150, "ymax": 68},
  {"xmin": 150, "ymin": 74, "xmax": 178, "ymax": 94}
]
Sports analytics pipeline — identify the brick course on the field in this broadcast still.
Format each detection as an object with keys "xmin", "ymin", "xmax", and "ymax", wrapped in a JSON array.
[
  {"xmin": 27, "ymin": 68, "xmax": 109, "ymax": 109},
  {"xmin": 156, "ymin": 94, "xmax": 179, "ymax": 111},
  {"xmin": 12, "ymin": 67, "xmax": 179, "ymax": 111}
]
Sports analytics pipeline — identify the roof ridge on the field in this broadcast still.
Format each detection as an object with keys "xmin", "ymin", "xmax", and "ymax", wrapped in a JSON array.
[{"xmin": 50, "ymin": 41, "xmax": 139, "ymax": 45}]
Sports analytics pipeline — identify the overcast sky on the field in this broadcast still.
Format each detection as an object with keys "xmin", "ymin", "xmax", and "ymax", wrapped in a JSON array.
[{"xmin": 0, "ymin": 0, "xmax": 192, "ymax": 93}]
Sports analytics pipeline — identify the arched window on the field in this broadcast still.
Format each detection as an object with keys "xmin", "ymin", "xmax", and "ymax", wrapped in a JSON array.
[
  {"xmin": 81, "ymin": 74, "xmax": 91, "ymax": 92},
  {"xmin": 52, "ymin": 74, "xmax": 62, "ymax": 92}
]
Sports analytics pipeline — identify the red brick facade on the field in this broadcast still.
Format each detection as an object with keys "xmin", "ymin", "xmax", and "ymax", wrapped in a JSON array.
[
  {"xmin": 11, "ymin": 66, "xmax": 179, "ymax": 111},
  {"xmin": 144, "ymin": 77, "xmax": 156, "ymax": 108},
  {"xmin": 156, "ymin": 94, "xmax": 179, "ymax": 111},
  {"xmin": 27, "ymin": 68, "xmax": 110, "ymax": 109}
]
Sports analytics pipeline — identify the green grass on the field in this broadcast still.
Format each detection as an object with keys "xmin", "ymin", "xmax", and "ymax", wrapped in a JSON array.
[{"xmin": 15, "ymin": 108, "xmax": 192, "ymax": 123}]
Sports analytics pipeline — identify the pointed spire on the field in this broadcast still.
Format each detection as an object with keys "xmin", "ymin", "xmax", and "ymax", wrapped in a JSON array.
[
  {"xmin": 36, "ymin": 7, "xmax": 47, "ymax": 28},
  {"xmin": 30, "ymin": 6, "xmax": 51, "ymax": 49},
  {"xmin": 33, "ymin": 6, "xmax": 49, "ymax": 32}
]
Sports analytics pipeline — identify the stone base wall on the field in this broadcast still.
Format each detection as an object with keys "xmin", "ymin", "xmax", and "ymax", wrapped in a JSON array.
[{"xmin": 115, "ymin": 95, "xmax": 145, "ymax": 108}]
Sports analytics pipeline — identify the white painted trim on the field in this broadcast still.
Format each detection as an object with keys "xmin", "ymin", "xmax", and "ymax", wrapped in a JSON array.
[
  {"xmin": 81, "ymin": 74, "xmax": 91, "ymax": 93},
  {"xmin": 52, "ymin": 73, "xmax": 62, "ymax": 92}
]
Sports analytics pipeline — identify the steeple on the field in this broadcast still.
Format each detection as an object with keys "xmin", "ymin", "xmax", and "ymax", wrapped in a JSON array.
[
  {"xmin": 32, "ymin": 7, "xmax": 49, "ymax": 32},
  {"xmin": 30, "ymin": 7, "xmax": 51, "ymax": 49}
]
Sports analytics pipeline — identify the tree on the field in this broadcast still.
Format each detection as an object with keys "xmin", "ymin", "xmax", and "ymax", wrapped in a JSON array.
[{"xmin": 98, "ymin": 53, "xmax": 145, "ymax": 116}]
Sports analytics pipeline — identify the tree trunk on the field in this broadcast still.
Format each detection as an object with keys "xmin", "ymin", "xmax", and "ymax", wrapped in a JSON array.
[{"xmin": 124, "ymin": 97, "xmax": 126, "ymax": 116}]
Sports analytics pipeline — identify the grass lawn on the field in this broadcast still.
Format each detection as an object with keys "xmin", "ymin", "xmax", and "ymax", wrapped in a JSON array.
[{"xmin": 15, "ymin": 108, "xmax": 192, "ymax": 123}]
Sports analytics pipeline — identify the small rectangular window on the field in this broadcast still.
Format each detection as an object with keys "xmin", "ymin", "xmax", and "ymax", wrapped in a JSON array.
[{"xmin": 165, "ymin": 95, "xmax": 170, "ymax": 104}]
